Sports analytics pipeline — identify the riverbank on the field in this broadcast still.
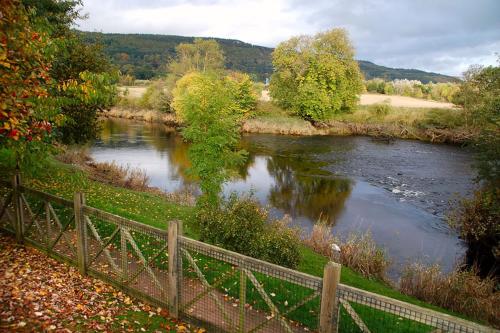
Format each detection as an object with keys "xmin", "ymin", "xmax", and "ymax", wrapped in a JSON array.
[
  {"xmin": 106, "ymin": 101, "xmax": 476, "ymax": 144},
  {"xmin": 0, "ymin": 152, "xmax": 468, "ymax": 320}
]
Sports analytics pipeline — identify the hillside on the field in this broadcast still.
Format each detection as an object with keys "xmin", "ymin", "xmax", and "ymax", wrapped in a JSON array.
[
  {"xmin": 79, "ymin": 32, "xmax": 273, "ymax": 80},
  {"xmin": 79, "ymin": 31, "xmax": 458, "ymax": 83},
  {"xmin": 358, "ymin": 61, "xmax": 458, "ymax": 83}
]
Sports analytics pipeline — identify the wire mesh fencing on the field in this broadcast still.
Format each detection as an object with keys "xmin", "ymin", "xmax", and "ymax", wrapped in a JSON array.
[
  {"xmin": 83, "ymin": 205, "xmax": 169, "ymax": 308},
  {"xmin": 178, "ymin": 236, "xmax": 323, "ymax": 332},
  {"xmin": 20, "ymin": 187, "xmax": 77, "ymax": 264},
  {"xmin": 0, "ymin": 177, "xmax": 497, "ymax": 333},
  {"xmin": 335, "ymin": 285, "xmax": 495, "ymax": 333}
]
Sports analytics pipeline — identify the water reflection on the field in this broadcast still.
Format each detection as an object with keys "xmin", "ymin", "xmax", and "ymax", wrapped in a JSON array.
[
  {"xmin": 267, "ymin": 157, "xmax": 351, "ymax": 224},
  {"xmin": 97, "ymin": 119, "xmax": 353, "ymax": 224},
  {"xmin": 93, "ymin": 119, "xmax": 467, "ymax": 275}
]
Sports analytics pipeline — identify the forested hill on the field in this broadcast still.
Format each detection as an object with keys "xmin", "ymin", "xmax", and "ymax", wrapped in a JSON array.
[
  {"xmin": 357, "ymin": 61, "xmax": 458, "ymax": 83},
  {"xmin": 79, "ymin": 31, "xmax": 458, "ymax": 83}
]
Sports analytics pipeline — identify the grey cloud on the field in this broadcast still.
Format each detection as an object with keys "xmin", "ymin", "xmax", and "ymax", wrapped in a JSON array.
[
  {"xmin": 78, "ymin": 0, "xmax": 500, "ymax": 76},
  {"xmin": 289, "ymin": 0, "xmax": 500, "ymax": 75}
]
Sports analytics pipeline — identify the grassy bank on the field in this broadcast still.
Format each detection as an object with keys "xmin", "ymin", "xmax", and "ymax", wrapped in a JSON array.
[
  {"xmin": 244, "ymin": 102, "xmax": 476, "ymax": 143},
  {"xmin": 107, "ymin": 100, "xmax": 476, "ymax": 144},
  {"xmin": 0, "ymin": 152, "xmax": 477, "ymax": 323}
]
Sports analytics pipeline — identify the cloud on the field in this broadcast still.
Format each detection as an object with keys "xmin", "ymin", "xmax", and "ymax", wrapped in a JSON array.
[{"xmin": 77, "ymin": 0, "xmax": 500, "ymax": 76}]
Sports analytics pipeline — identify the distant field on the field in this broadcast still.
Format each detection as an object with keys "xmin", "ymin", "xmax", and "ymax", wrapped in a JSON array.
[
  {"xmin": 119, "ymin": 86, "xmax": 147, "ymax": 98},
  {"xmin": 359, "ymin": 93, "xmax": 454, "ymax": 109},
  {"xmin": 119, "ymin": 86, "xmax": 455, "ymax": 109}
]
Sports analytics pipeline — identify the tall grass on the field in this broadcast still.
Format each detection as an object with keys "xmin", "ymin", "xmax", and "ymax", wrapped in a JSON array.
[
  {"xmin": 56, "ymin": 147, "xmax": 195, "ymax": 205},
  {"xmin": 56, "ymin": 147, "xmax": 149, "ymax": 190},
  {"xmin": 105, "ymin": 108, "xmax": 178, "ymax": 126},
  {"xmin": 335, "ymin": 105, "xmax": 465, "ymax": 129},
  {"xmin": 400, "ymin": 264, "xmax": 500, "ymax": 328},
  {"xmin": 304, "ymin": 224, "xmax": 390, "ymax": 281},
  {"xmin": 90, "ymin": 161, "xmax": 150, "ymax": 190}
]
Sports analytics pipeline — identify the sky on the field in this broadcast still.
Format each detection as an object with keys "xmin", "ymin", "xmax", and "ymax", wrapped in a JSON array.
[{"xmin": 76, "ymin": 0, "xmax": 500, "ymax": 77}]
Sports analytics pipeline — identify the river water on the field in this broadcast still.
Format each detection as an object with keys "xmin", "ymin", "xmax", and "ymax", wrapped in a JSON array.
[{"xmin": 92, "ymin": 119, "xmax": 476, "ymax": 277}]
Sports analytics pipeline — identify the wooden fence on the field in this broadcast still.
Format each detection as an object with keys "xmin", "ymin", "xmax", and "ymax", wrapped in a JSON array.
[{"xmin": 0, "ymin": 175, "xmax": 497, "ymax": 333}]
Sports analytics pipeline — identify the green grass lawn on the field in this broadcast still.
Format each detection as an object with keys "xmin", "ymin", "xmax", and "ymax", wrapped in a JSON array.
[{"xmin": 0, "ymin": 153, "xmax": 477, "ymax": 331}]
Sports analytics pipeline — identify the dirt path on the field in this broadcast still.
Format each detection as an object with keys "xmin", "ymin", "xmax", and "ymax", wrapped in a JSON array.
[{"xmin": 0, "ymin": 233, "xmax": 197, "ymax": 333}]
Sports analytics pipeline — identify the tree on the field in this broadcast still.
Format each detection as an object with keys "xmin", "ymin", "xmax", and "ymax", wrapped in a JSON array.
[
  {"xmin": 225, "ymin": 71, "xmax": 258, "ymax": 114},
  {"xmin": 453, "ymin": 63, "xmax": 500, "ymax": 128},
  {"xmin": 167, "ymin": 38, "xmax": 225, "ymax": 81},
  {"xmin": 269, "ymin": 29, "xmax": 363, "ymax": 122},
  {"xmin": 22, "ymin": 0, "xmax": 117, "ymax": 144},
  {"xmin": 449, "ymin": 61, "xmax": 499, "ymax": 278},
  {"xmin": 172, "ymin": 72, "xmax": 248, "ymax": 206},
  {"xmin": 58, "ymin": 71, "xmax": 118, "ymax": 143},
  {"xmin": 21, "ymin": 0, "xmax": 84, "ymax": 37},
  {"xmin": 0, "ymin": 0, "xmax": 59, "ymax": 167}
]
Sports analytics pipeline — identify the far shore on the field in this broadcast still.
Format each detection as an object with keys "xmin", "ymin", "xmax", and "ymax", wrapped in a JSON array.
[
  {"xmin": 121, "ymin": 86, "xmax": 456, "ymax": 109},
  {"xmin": 103, "ymin": 104, "xmax": 474, "ymax": 145},
  {"xmin": 112, "ymin": 85, "xmax": 472, "ymax": 144}
]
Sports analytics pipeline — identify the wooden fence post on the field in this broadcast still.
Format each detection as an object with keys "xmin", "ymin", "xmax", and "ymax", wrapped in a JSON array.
[
  {"xmin": 74, "ymin": 192, "xmax": 87, "ymax": 275},
  {"xmin": 120, "ymin": 226, "xmax": 128, "ymax": 283},
  {"xmin": 12, "ymin": 172, "xmax": 24, "ymax": 243},
  {"xmin": 319, "ymin": 261, "xmax": 341, "ymax": 333},
  {"xmin": 168, "ymin": 220, "xmax": 180, "ymax": 318}
]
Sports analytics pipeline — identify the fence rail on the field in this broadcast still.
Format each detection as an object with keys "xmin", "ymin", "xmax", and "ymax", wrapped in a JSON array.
[{"xmin": 0, "ymin": 174, "xmax": 497, "ymax": 333}]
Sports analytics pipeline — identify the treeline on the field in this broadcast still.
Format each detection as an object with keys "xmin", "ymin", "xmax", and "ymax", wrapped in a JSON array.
[
  {"xmin": 79, "ymin": 32, "xmax": 273, "ymax": 81},
  {"xmin": 359, "ymin": 60, "xmax": 459, "ymax": 83},
  {"xmin": 78, "ymin": 31, "xmax": 458, "ymax": 83},
  {"xmin": 364, "ymin": 78, "xmax": 460, "ymax": 102}
]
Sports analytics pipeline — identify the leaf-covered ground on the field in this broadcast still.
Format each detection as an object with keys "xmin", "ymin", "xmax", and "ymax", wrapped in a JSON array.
[{"xmin": 0, "ymin": 233, "xmax": 202, "ymax": 332}]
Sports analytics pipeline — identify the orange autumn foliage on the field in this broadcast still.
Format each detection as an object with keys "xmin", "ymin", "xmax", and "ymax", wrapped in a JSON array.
[{"xmin": 0, "ymin": 0, "xmax": 53, "ymax": 144}]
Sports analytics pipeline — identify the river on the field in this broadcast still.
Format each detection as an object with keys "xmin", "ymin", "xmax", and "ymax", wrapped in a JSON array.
[{"xmin": 92, "ymin": 118, "xmax": 475, "ymax": 278}]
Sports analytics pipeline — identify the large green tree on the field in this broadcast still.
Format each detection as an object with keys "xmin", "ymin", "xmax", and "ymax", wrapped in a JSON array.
[{"xmin": 269, "ymin": 29, "xmax": 363, "ymax": 122}]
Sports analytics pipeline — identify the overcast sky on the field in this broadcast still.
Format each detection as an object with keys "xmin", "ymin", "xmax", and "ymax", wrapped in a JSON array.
[{"xmin": 76, "ymin": 0, "xmax": 500, "ymax": 76}]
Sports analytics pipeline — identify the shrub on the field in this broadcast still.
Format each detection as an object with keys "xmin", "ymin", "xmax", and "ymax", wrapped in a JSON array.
[
  {"xmin": 364, "ymin": 79, "xmax": 460, "ymax": 102},
  {"xmin": 138, "ymin": 80, "xmax": 172, "ymax": 112},
  {"xmin": 55, "ymin": 146, "xmax": 91, "ymax": 165},
  {"xmin": 365, "ymin": 78, "xmax": 386, "ymax": 94},
  {"xmin": 400, "ymin": 264, "xmax": 500, "ymax": 328},
  {"xmin": 196, "ymin": 195, "xmax": 266, "ymax": 256},
  {"xmin": 195, "ymin": 195, "xmax": 301, "ymax": 268},
  {"xmin": 449, "ymin": 189, "xmax": 500, "ymax": 278},
  {"xmin": 383, "ymin": 83, "xmax": 395, "ymax": 95},
  {"xmin": 368, "ymin": 103, "xmax": 391, "ymax": 118},
  {"xmin": 257, "ymin": 217, "xmax": 301, "ymax": 269},
  {"xmin": 119, "ymin": 74, "xmax": 135, "ymax": 86}
]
